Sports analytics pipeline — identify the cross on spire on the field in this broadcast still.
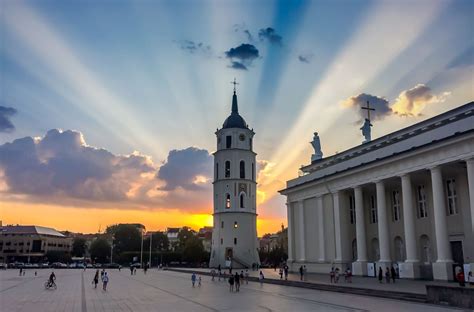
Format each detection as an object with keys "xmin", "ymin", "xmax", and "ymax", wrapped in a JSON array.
[
  {"xmin": 230, "ymin": 78, "xmax": 239, "ymax": 93},
  {"xmin": 361, "ymin": 100, "xmax": 375, "ymax": 121}
]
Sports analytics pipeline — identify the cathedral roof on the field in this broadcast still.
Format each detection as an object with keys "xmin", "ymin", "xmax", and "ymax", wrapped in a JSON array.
[{"xmin": 222, "ymin": 91, "xmax": 248, "ymax": 129}]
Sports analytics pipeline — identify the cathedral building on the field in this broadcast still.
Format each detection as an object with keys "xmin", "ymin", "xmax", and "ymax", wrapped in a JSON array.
[
  {"xmin": 209, "ymin": 84, "xmax": 260, "ymax": 269},
  {"xmin": 280, "ymin": 102, "xmax": 474, "ymax": 281}
]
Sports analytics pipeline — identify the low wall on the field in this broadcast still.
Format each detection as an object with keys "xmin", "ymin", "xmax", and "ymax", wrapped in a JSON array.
[{"xmin": 426, "ymin": 285, "xmax": 474, "ymax": 309}]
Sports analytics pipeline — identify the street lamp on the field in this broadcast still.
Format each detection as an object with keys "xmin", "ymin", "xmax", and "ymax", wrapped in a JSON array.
[{"xmin": 160, "ymin": 242, "xmax": 164, "ymax": 268}]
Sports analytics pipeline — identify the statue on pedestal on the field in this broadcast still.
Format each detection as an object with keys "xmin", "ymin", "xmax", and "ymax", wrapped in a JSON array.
[{"xmin": 311, "ymin": 132, "xmax": 323, "ymax": 162}]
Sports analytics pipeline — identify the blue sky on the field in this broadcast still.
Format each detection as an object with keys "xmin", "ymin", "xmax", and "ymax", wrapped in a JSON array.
[{"xmin": 0, "ymin": 0, "xmax": 473, "ymax": 233}]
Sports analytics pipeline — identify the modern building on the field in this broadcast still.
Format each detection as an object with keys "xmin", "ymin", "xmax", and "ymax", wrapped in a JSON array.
[
  {"xmin": 209, "ymin": 83, "xmax": 260, "ymax": 269},
  {"xmin": 280, "ymin": 102, "xmax": 474, "ymax": 281},
  {"xmin": 0, "ymin": 225, "xmax": 72, "ymax": 263}
]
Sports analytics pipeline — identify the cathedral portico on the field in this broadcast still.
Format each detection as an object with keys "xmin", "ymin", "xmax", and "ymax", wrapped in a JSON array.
[{"xmin": 281, "ymin": 102, "xmax": 474, "ymax": 281}]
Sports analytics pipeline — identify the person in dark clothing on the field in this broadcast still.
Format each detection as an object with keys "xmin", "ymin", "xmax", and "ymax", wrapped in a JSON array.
[
  {"xmin": 228, "ymin": 275, "xmax": 234, "ymax": 292},
  {"xmin": 299, "ymin": 266, "xmax": 304, "ymax": 281},
  {"xmin": 378, "ymin": 267, "xmax": 383, "ymax": 283},
  {"xmin": 385, "ymin": 267, "xmax": 390, "ymax": 283},
  {"xmin": 457, "ymin": 270, "xmax": 465, "ymax": 287},
  {"xmin": 93, "ymin": 270, "xmax": 99, "ymax": 289},
  {"xmin": 234, "ymin": 272, "xmax": 240, "ymax": 292},
  {"xmin": 390, "ymin": 267, "xmax": 396, "ymax": 283}
]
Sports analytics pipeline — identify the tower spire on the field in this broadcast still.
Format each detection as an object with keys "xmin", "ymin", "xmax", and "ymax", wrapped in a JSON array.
[{"xmin": 230, "ymin": 78, "xmax": 239, "ymax": 114}]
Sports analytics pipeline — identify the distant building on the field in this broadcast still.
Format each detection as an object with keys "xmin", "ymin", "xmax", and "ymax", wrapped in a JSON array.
[
  {"xmin": 165, "ymin": 227, "xmax": 180, "ymax": 250},
  {"xmin": 198, "ymin": 226, "xmax": 213, "ymax": 252},
  {"xmin": 259, "ymin": 225, "xmax": 288, "ymax": 253},
  {"xmin": 0, "ymin": 225, "xmax": 72, "ymax": 263}
]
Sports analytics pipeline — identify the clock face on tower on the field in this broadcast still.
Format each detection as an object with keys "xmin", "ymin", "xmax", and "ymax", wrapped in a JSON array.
[{"xmin": 239, "ymin": 134, "xmax": 245, "ymax": 141}]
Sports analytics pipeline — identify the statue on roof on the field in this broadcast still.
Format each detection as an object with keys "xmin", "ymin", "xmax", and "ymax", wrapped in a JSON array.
[
  {"xmin": 360, "ymin": 118, "xmax": 372, "ymax": 143},
  {"xmin": 360, "ymin": 101, "xmax": 375, "ymax": 143},
  {"xmin": 311, "ymin": 132, "xmax": 323, "ymax": 162}
]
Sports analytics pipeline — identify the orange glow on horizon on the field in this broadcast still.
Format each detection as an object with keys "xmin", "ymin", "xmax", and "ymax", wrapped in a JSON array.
[{"xmin": 0, "ymin": 201, "xmax": 284, "ymax": 235}]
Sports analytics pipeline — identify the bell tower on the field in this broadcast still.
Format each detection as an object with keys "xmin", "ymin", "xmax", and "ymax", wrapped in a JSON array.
[{"xmin": 209, "ymin": 81, "xmax": 260, "ymax": 269}]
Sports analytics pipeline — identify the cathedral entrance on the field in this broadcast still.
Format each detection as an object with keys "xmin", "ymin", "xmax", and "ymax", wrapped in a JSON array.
[{"xmin": 225, "ymin": 247, "xmax": 233, "ymax": 260}]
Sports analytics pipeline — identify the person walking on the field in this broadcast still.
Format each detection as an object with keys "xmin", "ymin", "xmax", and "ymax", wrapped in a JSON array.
[
  {"xmin": 378, "ymin": 267, "xmax": 383, "ymax": 283},
  {"xmin": 259, "ymin": 271, "xmax": 264, "ymax": 286},
  {"xmin": 198, "ymin": 275, "xmax": 202, "ymax": 287},
  {"xmin": 102, "ymin": 272, "xmax": 109, "ymax": 291},
  {"xmin": 279, "ymin": 267, "xmax": 283, "ymax": 279},
  {"xmin": 468, "ymin": 271, "xmax": 474, "ymax": 286},
  {"xmin": 93, "ymin": 270, "xmax": 99, "ymax": 289},
  {"xmin": 334, "ymin": 268, "xmax": 340, "ymax": 283},
  {"xmin": 299, "ymin": 265, "xmax": 304, "ymax": 281},
  {"xmin": 284, "ymin": 265, "xmax": 289, "ymax": 281},
  {"xmin": 330, "ymin": 267, "xmax": 335, "ymax": 283},
  {"xmin": 345, "ymin": 268, "xmax": 352, "ymax": 283},
  {"xmin": 303, "ymin": 265, "xmax": 307, "ymax": 281},
  {"xmin": 390, "ymin": 266, "xmax": 396, "ymax": 283},
  {"xmin": 19, "ymin": 268, "xmax": 23, "ymax": 276},
  {"xmin": 234, "ymin": 272, "xmax": 240, "ymax": 292},
  {"xmin": 385, "ymin": 267, "xmax": 390, "ymax": 284},
  {"xmin": 130, "ymin": 265, "xmax": 133, "ymax": 275},
  {"xmin": 211, "ymin": 269, "xmax": 216, "ymax": 281},
  {"xmin": 191, "ymin": 272, "xmax": 197, "ymax": 287},
  {"xmin": 228, "ymin": 275, "xmax": 234, "ymax": 292}
]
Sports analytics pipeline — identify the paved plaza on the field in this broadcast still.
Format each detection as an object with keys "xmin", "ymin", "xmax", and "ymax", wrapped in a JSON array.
[{"xmin": 0, "ymin": 269, "xmax": 464, "ymax": 312}]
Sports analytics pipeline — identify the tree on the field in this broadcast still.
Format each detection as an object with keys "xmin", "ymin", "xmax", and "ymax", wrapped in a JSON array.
[
  {"xmin": 177, "ymin": 227, "xmax": 195, "ymax": 250},
  {"xmin": 143, "ymin": 232, "xmax": 169, "ymax": 251},
  {"xmin": 182, "ymin": 235, "xmax": 206, "ymax": 264},
  {"xmin": 89, "ymin": 238, "xmax": 110, "ymax": 263},
  {"xmin": 107, "ymin": 224, "xmax": 142, "ymax": 255},
  {"xmin": 72, "ymin": 237, "xmax": 87, "ymax": 257}
]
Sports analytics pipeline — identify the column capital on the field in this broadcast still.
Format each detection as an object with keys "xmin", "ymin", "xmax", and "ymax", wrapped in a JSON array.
[
  {"xmin": 399, "ymin": 172, "xmax": 411, "ymax": 179},
  {"xmin": 428, "ymin": 165, "xmax": 442, "ymax": 172},
  {"xmin": 374, "ymin": 179, "xmax": 385, "ymax": 186},
  {"xmin": 464, "ymin": 157, "xmax": 474, "ymax": 164}
]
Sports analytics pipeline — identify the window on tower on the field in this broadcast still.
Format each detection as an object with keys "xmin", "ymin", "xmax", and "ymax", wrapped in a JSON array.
[
  {"xmin": 225, "ymin": 161, "xmax": 230, "ymax": 178},
  {"xmin": 234, "ymin": 237, "xmax": 237, "ymax": 245},
  {"xmin": 240, "ymin": 193, "xmax": 245, "ymax": 208},
  {"xmin": 240, "ymin": 161, "xmax": 245, "ymax": 179},
  {"xmin": 226, "ymin": 136, "xmax": 232, "ymax": 148},
  {"xmin": 226, "ymin": 194, "xmax": 231, "ymax": 209}
]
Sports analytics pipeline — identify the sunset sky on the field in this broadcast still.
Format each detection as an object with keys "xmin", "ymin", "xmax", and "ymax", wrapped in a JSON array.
[{"xmin": 1, "ymin": 0, "xmax": 473, "ymax": 235}]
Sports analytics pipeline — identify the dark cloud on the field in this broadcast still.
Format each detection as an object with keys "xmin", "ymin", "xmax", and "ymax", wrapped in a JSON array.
[
  {"xmin": 229, "ymin": 61, "xmax": 247, "ymax": 70},
  {"xmin": 244, "ymin": 30, "xmax": 254, "ymax": 42},
  {"xmin": 342, "ymin": 93, "xmax": 391, "ymax": 121},
  {"xmin": 0, "ymin": 106, "xmax": 17, "ymax": 132},
  {"xmin": 225, "ymin": 43, "xmax": 259, "ymax": 70},
  {"xmin": 0, "ymin": 129, "xmax": 155, "ymax": 201},
  {"xmin": 178, "ymin": 40, "xmax": 211, "ymax": 55},
  {"xmin": 298, "ymin": 54, "xmax": 313, "ymax": 63},
  {"xmin": 157, "ymin": 147, "xmax": 212, "ymax": 191},
  {"xmin": 258, "ymin": 27, "xmax": 283, "ymax": 46}
]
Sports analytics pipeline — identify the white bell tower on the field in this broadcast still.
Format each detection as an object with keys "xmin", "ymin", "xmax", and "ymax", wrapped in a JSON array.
[{"xmin": 209, "ymin": 80, "xmax": 260, "ymax": 269}]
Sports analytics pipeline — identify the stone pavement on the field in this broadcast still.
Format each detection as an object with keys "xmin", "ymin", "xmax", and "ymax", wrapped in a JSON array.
[
  {"xmin": 0, "ymin": 269, "xmax": 464, "ymax": 312},
  {"xmin": 176, "ymin": 267, "xmax": 454, "ymax": 295}
]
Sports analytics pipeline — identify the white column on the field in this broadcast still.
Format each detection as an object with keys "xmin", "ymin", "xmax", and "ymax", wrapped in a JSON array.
[
  {"xmin": 353, "ymin": 186, "xmax": 368, "ymax": 276},
  {"xmin": 333, "ymin": 191, "xmax": 343, "ymax": 263},
  {"xmin": 400, "ymin": 174, "xmax": 420, "ymax": 279},
  {"xmin": 466, "ymin": 159, "xmax": 474, "ymax": 236},
  {"xmin": 298, "ymin": 200, "xmax": 306, "ymax": 262},
  {"xmin": 286, "ymin": 202, "xmax": 294, "ymax": 262},
  {"xmin": 430, "ymin": 166, "xmax": 453, "ymax": 280},
  {"xmin": 317, "ymin": 196, "xmax": 326, "ymax": 262},
  {"xmin": 376, "ymin": 181, "xmax": 391, "ymax": 263}
]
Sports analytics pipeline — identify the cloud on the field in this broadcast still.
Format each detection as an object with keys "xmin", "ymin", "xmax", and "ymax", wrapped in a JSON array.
[
  {"xmin": 0, "ymin": 106, "xmax": 17, "ymax": 132},
  {"xmin": 298, "ymin": 54, "xmax": 313, "ymax": 63},
  {"xmin": 178, "ymin": 40, "xmax": 212, "ymax": 56},
  {"xmin": 244, "ymin": 30, "xmax": 254, "ymax": 42},
  {"xmin": 157, "ymin": 147, "xmax": 212, "ymax": 191},
  {"xmin": 225, "ymin": 43, "xmax": 259, "ymax": 70},
  {"xmin": 341, "ymin": 93, "xmax": 391, "ymax": 121},
  {"xmin": 391, "ymin": 84, "xmax": 450, "ymax": 116},
  {"xmin": 258, "ymin": 27, "xmax": 283, "ymax": 46},
  {"xmin": 229, "ymin": 61, "xmax": 248, "ymax": 70},
  {"xmin": 0, "ymin": 129, "xmax": 155, "ymax": 201}
]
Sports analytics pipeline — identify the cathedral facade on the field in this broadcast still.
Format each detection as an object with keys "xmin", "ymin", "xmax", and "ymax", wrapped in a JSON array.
[
  {"xmin": 209, "ymin": 87, "xmax": 260, "ymax": 269},
  {"xmin": 280, "ymin": 102, "xmax": 474, "ymax": 281}
]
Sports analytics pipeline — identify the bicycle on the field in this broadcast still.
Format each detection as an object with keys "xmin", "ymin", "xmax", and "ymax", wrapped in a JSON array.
[{"xmin": 44, "ymin": 280, "xmax": 57, "ymax": 290}]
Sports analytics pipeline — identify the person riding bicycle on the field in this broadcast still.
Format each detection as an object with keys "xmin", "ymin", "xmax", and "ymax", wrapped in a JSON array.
[{"xmin": 48, "ymin": 272, "xmax": 56, "ymax": 286}]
